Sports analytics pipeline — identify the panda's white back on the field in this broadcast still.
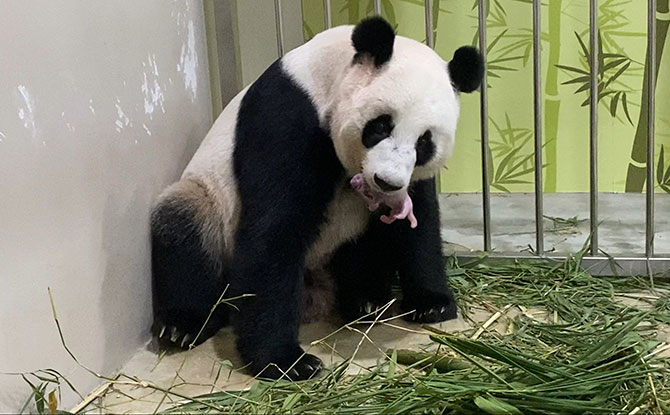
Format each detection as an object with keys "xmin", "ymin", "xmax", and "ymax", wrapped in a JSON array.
[{"xmin": 178, "ymin": 25, "xmax": 361, "ymax": 261}]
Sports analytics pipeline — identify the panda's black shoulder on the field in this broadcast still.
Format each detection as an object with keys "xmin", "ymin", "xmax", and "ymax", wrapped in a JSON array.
[
  {"xmin": 235, "ymin": 59, "xmax": 326, "ymax": 139},
  {"xmin": 233, "ymin": 59, "xmax": 342, "ymax": 208}
]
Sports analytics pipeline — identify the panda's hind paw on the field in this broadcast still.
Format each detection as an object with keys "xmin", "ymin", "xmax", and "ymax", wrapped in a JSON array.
[
  {"xmin": 152, "ymin": 312, "xmax": 222, "ymax": 350},
  {"xmin": 153, "ymin": 322, "xmax": 196, "ymax": 350},
  {"xmin": 340, "ymin": 297, "xmax": 392, "ymax": 323}
]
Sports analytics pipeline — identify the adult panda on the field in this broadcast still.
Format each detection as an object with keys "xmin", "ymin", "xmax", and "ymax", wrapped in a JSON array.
[{"xmin": 151, "ymin": 17, "xmax": 483, "ymax": 380}]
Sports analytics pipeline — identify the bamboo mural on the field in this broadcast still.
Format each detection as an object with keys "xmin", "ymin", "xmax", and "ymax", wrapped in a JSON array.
[
  {"xmin": 625, "ymin": 0, "xmax": 669, "ymax": 192},
  {"xmin": 543, "ymin": 0, "xmax": 562, "ymax": 193},
  {"xmin": 302, "ymin": 0, "xmax": 670, "ymax": 194}
]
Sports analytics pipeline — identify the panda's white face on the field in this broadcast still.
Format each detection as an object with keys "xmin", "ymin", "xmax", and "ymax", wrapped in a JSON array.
[{"xmin": 329, "ymin": 36, "xmax": 459, "ymax": 196}]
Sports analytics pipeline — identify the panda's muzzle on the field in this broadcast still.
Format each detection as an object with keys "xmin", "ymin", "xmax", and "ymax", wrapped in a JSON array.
[{"xmin": 373, "ymin": 174, "xmax": 403, "ymax": 192}]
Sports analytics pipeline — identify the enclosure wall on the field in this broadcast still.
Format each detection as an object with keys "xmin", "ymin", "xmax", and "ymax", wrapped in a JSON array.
[{"xmin": 0, "ymin": 1, "xmax": 212, "ymax": 411}]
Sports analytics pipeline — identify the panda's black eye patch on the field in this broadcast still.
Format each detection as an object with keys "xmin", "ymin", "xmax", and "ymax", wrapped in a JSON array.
[
  {"xmin": 362, "ymin": 114, "xmax": 393, "ymax": 148},
  {"xmin": 415, "ymin": 130, "xmax": 435, "ymax": 166}
]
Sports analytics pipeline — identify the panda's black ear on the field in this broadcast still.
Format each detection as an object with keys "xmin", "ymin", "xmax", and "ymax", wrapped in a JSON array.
[
  {"xmin": 448, "ymin": 46, "xmax": 484, "ymax": 93},
  {"xmin": 351, "ymin": 17, "xmax": 395, "ymax": 67}
]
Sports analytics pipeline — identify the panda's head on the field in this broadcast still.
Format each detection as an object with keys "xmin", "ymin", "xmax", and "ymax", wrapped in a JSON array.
[{"xmin": 329, "ymin": 17, "xmax": 483, "ymax": 197}]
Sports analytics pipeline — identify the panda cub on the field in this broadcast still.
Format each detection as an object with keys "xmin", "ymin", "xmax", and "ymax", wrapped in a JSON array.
[{"xmin": 151, "ymin": 17, "xmax": 483, "ymax": 380}]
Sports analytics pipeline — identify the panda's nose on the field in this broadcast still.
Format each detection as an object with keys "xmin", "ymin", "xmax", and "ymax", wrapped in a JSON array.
[{"xmin": 374, "ymin": 174, "xmax": 403, "ymax": 192}]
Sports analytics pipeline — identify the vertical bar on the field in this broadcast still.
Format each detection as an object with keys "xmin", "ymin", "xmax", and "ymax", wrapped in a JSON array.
[
  {"xmin": 477, "ymin": 0, "xmax": 491, "ymax": 252},
  {"xmin": 646, "ymin": 0, "xmax": 656, "ymax": 257},
  {"xmin": 589, "ymin": 0, "xmax": 599, "ymax": 255},
  {"xmin": 374, "ymin": 0, "xmax": 382, "ymax": 15},
  {"xmin": 425, "ymin": 0, "xmax": 442, "ymax": 194},
  {"xmin": 323, "ymin": 0, "xmax": 332, "ymax": 29},
  {"xmin": 424, "ymin": 0, "xmax": 434, "ymax": 48},
  {"xmin": 274, "ymin": 0, "xmax": 285, "ymax": 57},
  {"xmin": 532, "ymin": 0, "xmax": 544, "ymax": 255}
]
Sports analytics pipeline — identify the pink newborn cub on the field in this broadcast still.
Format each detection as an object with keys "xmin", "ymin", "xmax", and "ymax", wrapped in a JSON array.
[{"xmin": 350, "ymin": 173, "xmax": 418, "ymax": 228}]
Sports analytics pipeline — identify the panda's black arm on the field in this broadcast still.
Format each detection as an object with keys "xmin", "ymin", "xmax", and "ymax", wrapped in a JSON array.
[
  {"xmin": 228, "ymin": 60, "xmax": 342, "ymax": 379},
  {"xmin": 391, "ymin": 178, "xmax": 458, "ymax": 321}
]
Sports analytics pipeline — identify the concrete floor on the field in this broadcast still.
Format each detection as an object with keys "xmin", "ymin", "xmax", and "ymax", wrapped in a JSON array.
[
  {"xmin": 89, "ymin": 310, "xmax": 481, "ymax": 413},
  {"xmin": 86, "ymin": 296, "xmax": 670, "ymax": 414},
  {"xmin": 78, "ymin": 192, "xmax": 670, "ymax": 413},
  {"xmin": 440, "ymin": 192, "xmax": 670, "ymax": 256}
]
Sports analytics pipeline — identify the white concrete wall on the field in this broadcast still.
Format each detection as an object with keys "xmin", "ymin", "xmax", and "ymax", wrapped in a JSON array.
[{"xmin": 0, "ymin": 1, "xmax": 212, "ymax": 411}]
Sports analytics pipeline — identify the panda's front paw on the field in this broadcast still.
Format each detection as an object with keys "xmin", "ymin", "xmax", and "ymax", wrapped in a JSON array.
[
  {"xmin": 402, "ymin": 291, "xmax": 457, "ymax": 323},
  {"xmin": 253, "ymin": 348, "xmax": 324, "ymax": 381}
]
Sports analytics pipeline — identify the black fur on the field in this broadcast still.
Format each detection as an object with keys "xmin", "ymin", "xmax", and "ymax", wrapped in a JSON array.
[
  {"xmin": 415, "ymin": 130, "xmax": 435, "ymax": 166},
  {"xmin": 331, "ymin": 178, "xmax": 457, "ymax": 323},
  {"xmin": 230, "ymin": 60, "xmax": 343, "ymax": 380},
  {"xmin": 151, "ymin": 193, "xmax": 227, "ymax": 349},
  {"xmin": 448, "ymin": 46, "xmax": 484, "ymax": 93},
  {"xmin": 362, "ymin": 114, "xmax": 393, "ymax": 148},
  {"xmin": 351, "ymin": 17, "xmax": 395, "ymax": 67}
]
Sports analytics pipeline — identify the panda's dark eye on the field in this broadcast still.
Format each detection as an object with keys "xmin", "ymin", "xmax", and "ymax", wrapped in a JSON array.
[
  {"xmin": 362, "ymin": 114, "xmax": 393, "ymax": 148},
  {"xmin": 415, "ymin": 130, "xmax": 435, "ymax": 166}
]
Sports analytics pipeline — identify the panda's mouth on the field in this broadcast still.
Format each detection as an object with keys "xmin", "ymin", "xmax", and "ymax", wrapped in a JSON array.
[{"xmin": 350, "ymin": 174, "xmax": 417, "ymax": 228}]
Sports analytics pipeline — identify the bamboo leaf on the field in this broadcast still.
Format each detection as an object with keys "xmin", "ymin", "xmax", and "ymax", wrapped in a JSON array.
[
  {"xmin": 48, "ymin": 390, "xmax": 58, "ymax": 415},
  {"xmin": 604, "ymin": 61, "xmax": 630, "ymax": 89},
  {"xmin": 602, "ymin": 58, "xmax": 628, "ymax": 72},
  {"xmin": 575, "ymin": 82, "xmax": 592, "ymax": 94},
  {"xmin": 491, "ymin": 183, "xmax": 510, "ymax": 192},
  {"xmin": 556, "ymin": 64, "xmax": 590, "ymax": 75},
  {"xmin": 658, "ymin": 146, "xmax": 665, "ymax": 186},
  {"xmin": 574, "ymin": 32, "xmax": 590, "ymax": 60},
  {"xmin": 562, "ymin": 75, "xmax": 590, "ymax": 85},
  {"xmin": 495, "ymin": 147, "xmax": 524, "ymax": 182},
  {"xmin": 281, "ymin": 393, "xmax": 302, "ymax": 411},
  {"xmin": 487, "ymin": 29, "xmax": 509, "ymax": 54},
  {"xmin": 474, "ymin": 395, "xmax": 522, "ymax": 415},
  {"xmin": 621, "ymin": 93, "xmax": 633, "ymax": 124},
  {"xmin": 610, "ymin": 92, "xmax": 621, "ymax": 117}
]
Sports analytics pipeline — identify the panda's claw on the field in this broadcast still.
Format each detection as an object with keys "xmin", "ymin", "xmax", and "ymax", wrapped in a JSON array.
[
  {"xmin": 364, "ymin": 302, "xmax": 373, "ymax": 314},
  {"xmin": 180, "ymin": 334, "xmax": 192, "ymax": 348},
  {"xmin": 170, "ymin": 326, "xmax": 180, "ymax": 342},
  {"xmin": 158, "ymin": 324, "xmax": 167, "ymax": 339}
]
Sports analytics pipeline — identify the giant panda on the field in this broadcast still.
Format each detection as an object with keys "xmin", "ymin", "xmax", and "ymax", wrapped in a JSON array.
[{"xmin": 151, "ymin": 17, "xmax": 483, "ymax": 380}]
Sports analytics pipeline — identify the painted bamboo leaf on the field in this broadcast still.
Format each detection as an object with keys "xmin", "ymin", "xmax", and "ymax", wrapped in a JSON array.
[
  {"xmin": 624, "ymin": 0, "xmax": 670, "ymax": 192},
  {"xmin": 557, "ymin": 31, "xmax": 636, "ymax": 125},
  {"xmin": 658, "ymin": 146, "xmax": 670, "ymax": 193}
]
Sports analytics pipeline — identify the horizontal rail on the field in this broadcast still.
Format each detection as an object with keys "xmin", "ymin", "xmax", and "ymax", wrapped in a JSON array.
[{"xmin": 455, "ymin": 253, "xmax": 670, "ymax": 277}]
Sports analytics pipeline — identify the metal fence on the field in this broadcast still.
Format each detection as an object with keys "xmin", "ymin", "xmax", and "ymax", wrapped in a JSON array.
[{"xmin": 270, "ymin": 0, "xmax": 669, "ymax": 277}]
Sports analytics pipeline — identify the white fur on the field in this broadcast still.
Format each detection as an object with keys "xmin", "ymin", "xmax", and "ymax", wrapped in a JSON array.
[
  {"xmin": 282, "ymin": 27, "xmax": 460, "ymax": 194},
  {"xmin": 305, "ymin": 182, "xmax": 370, "ymax": 270},
  {"xmin": 181, "ymin": 24, "xmax": 461, "ymax": 271},
  {"xmin": 181, "ymin": 87, "xmax": 248, "ymax": 260}
]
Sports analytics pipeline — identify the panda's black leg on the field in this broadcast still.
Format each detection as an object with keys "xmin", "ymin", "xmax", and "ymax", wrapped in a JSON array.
[
  {"xmin": 392, "ymin": 178, "xmax": 457, "ymax": 323},
  {"xmin": 151, "ymin": 181, "xmax": 228, "ymax": 349},
  {"xmin": 329, "ymin": 224, "xmax": 395, "ymax": 322},
  {"xmin": 228, "ymin": 222, "xmax": 326, "ymax": 381}
]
